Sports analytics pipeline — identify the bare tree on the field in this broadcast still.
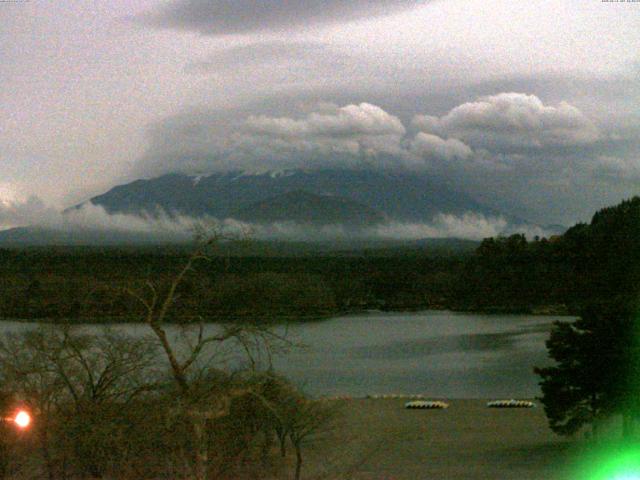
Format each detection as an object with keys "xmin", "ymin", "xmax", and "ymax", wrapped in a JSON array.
[
  {"xmin": 280, "ymin": 396, "xmax": 337, "ymax": 480},
  {"xmin": 233, "ymin": 374, "xmax": 338, "ymax": 480},
  {"xmin": 0, "ymin": 390, "xmax": 21, "ymax": 480},
  {"xmin": 0, "ymin": 328, "xmax": 69, "ymax": 480},
  {"xmin": 0, "ymin": 326, "xmax": 159, "ymax": 479},
  {"xmin": 128, "ymin": 230, "xmax": 288, "ymax": 480}
]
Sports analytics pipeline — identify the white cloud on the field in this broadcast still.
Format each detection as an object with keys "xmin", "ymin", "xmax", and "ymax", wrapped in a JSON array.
[
  {"xmin": 0, "ymin": 196, "xmax": 56, "ymax": 230},
  {"xmin": 413, "ymin": 93, "xmax": 601, "ymax": 151},
  {"xmin": 245, "ymin": 103, "xmax": 406, "ymax": 157},
  {"xmin": 371, "ymin": 213, "xmax": 508, "ymax": 240},
  {"xmin": 59, "ymin": 203, "xmax": 196, "ymax": 236},
  {"xmin": 0, "ymin": 194, "xmax": 199, "ymax": 238},
  {"xmin": 247, "ymin": 103, "xmax": 405, "ymax": 138},
  {"xmin": 220, "ymin": 212, "xmax": 514, "ymax": 241},
  {"xmin": 137, "ymin": 102, "xmax": 411, "ymax": 176},
  {"xmin": 409, "ymin": 132, "xmax": 473, "ymax": 161},
  {"xmin": 0, "ymin": 192, "xmax": 533, "ymax": 242},
  {"xmin": 136, "ymin": 94, "xmax": 611, "ymax": 182}
]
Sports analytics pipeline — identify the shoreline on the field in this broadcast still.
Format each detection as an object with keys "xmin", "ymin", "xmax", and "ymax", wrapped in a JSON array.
[{"xmin": 0, "ymin": 305, "xmax": 575, "ymax": 325}]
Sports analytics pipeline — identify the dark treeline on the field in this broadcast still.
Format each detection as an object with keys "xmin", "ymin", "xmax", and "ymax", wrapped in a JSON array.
[
  {"xmin": 1, "ymin": 196, "xmax": 639, "ymax": 322},
  {"xmin": 457, "ymin": 197, "xmax": 640, "ymax": 313},
  {"xmin": 0, "ymin": 248, "xmax": 465, "ymax": 321}
]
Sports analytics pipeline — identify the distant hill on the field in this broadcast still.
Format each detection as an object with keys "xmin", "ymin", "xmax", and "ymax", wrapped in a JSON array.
[
  {"xmin": 0, "ymin": 226, "xmax": 187, "ymax": 246},
  {"xmin": 0, "ymin": 225, "xmax": 479, "ymax": 254}
]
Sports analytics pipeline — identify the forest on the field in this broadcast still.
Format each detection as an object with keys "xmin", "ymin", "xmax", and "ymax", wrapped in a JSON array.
[{"xmin": 0, "ymin": 196, "xmax": 639, "ymax": 323}]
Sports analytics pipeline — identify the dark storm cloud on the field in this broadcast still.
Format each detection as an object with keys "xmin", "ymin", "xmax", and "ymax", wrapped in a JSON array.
[{"xmin": 141, "ymin": 0, "xmax": 422, "ymax": 35}]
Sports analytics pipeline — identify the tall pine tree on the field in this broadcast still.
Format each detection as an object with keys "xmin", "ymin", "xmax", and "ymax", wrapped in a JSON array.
[{"xmin": 536, "ymin": 197, "xmax": 640, "ymax": 438}]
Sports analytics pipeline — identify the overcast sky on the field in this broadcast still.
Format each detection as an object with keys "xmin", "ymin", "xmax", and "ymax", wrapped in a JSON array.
[{"xmin": 1, "ymin": 0, "xmax": 639, "ymax": 225}]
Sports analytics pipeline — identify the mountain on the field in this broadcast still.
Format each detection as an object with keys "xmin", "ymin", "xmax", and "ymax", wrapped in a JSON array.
[
  {"xmin": 232, "ymin": 190, "xmax": 386, "ymax": 226},
  {"xmin": 0, "ymin": 168, "xmax": 556, "ymax": 246},
  {"xmin": 80, "ymin": 168, "xmax": 504, "ymax": 223}
]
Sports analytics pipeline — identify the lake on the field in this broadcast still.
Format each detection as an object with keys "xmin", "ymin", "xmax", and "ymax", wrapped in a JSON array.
[{"xmin": 0, "ymin": 311, "xmax": 568, "ymax": 399}]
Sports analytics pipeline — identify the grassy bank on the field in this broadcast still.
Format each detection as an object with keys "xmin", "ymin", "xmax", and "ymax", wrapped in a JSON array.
[{"xmin": 305, "ymin": 399, "xmax": 577, "ymax": 480}]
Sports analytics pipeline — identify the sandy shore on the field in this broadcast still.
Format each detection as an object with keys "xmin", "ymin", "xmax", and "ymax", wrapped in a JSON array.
[{"xmin": 302, "ymin": 399, "xmax": 576, "ymax": 480}]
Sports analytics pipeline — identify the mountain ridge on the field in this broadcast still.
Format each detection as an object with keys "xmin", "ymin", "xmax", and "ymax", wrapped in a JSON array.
[
  {"xmin": 0, "ymin": 168, "xmax": 566, "ymax": 246},
  {"xmin": 79, "ymin": 168, "xmax": 506, "ymax": 223}
]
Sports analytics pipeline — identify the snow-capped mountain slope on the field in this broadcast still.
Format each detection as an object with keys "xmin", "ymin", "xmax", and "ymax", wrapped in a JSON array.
[{"xmin": 81, "ymin": 168, "xmax": 503, "ymax": 223}]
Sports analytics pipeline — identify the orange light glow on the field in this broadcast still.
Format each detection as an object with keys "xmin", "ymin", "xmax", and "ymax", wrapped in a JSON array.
[{"xmin": 13, "ymin": 410, "xmax": 31, "ymax": 429}]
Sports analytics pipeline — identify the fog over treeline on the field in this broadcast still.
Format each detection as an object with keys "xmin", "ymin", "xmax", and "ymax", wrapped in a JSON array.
[{"xmin": 0, "ymin": 194, "xmax": 554, "ymax": 242}]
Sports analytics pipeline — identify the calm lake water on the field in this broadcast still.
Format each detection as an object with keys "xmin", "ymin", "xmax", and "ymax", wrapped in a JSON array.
[{"xmin": 0, "ymin": 311, "xmax": 568, "ymax": 399}]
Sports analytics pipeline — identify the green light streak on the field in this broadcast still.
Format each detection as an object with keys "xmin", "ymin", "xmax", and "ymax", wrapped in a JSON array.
[{"xmin": 571, "ymin": 443, "xmax": 640, "ymax": 480}]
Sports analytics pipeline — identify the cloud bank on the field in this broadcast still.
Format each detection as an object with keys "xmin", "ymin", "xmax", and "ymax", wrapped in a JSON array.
[
  {"xmin": 0, "ymin": 197, "xmax": 194, "ymax": 239},
  {"xmin": 133, "ymin": 90, "xmax": 640, "ymax": 226},
  {"xmin": 412, "ymin": 93, "xmax": 601, "ymax": 152},
  {"xmin": 409, "ymin": 133, "xmax": 473, "ymax": 161},
  {"xmin": 141, "ymin": 0, "xmax": 421, "ymax": 35},
  {"xmin": 137, "ymin": 102, "xmax": 412, "ymax": 177},
  {"xmin": 136, "ymin": 93, "xmax": 611, "ymax": 179},
  {"xmin": 245, "ymin": 102, "xmax": 407, "ymax": 157},
  {"xmin": 0, "ymin": 196, "xmax": 57, "ymax": 231},
  {"xmin": 371, "ymin": 214, "xmax": 508, "ymax": 240}
]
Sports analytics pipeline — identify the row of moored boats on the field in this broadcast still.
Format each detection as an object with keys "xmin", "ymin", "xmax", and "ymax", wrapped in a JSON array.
[{"xmin": 405, "ymin": 399, "xmax": 536, "ymax": 409}]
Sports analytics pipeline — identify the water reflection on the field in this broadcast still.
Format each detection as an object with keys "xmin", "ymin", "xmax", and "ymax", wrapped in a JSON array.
[
  {"xmin": 355, "ymin": 332, "xmax": 519, "ymax": 359},
  {"xmin": 270, "ymin": 311, "xmax": 565, "ymax": 398},
  {"xmin": 0, "ymin": 311, "xmax": 568, "ymax": 398}
]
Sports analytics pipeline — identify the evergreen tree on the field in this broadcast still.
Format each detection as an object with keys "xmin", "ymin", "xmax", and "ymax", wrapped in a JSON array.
[
  {"xmin": 535, "ymin": 300, "xmax": 640, "ymax": 438},
  {"xmin": 536, "ymin": 197, "xmax": 640, "ymax": 439}
]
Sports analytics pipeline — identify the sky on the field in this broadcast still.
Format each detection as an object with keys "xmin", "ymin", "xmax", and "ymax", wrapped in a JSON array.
[{"xmin": 1, "ymin": 0, "xmax": 639, "ymax": 228}]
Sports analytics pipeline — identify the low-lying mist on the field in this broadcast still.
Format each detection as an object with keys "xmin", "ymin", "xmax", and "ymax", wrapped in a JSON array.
[{"xmin": 0, "ymin": 196, "xmax": 550, "ymax": 243}]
